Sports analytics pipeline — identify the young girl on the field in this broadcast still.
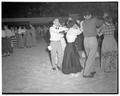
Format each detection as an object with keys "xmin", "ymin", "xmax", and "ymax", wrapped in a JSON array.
[{"xmin": 62, "ymin": 21, "xmax": 83, "ymax": 76}]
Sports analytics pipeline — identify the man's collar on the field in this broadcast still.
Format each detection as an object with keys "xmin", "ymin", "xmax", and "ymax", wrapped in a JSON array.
[
  {"xmin": 53, "ymin": 25, "xmax": 56, "ymax": 27},
  {"xmin": 53, "ymin": 25, "xmax": 59, "ymax": 29}
]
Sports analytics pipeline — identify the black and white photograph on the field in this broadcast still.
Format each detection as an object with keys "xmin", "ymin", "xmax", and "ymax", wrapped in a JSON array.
[{"xmin": 2, "ymin": 1, "xmax": 118, "ymax": 94}]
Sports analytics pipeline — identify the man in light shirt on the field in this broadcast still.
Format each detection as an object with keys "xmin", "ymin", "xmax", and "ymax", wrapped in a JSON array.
[
  {"xmin": 18, "ymin": 26, "xmax": 26, "ymax": 48},
  {"xmin": 3, "ymin": 25, "xmax": 12, "ymax": 55},
  {"xmin": 49, "ymin": 18, "xmax": 68, "ymax": 70},
  {"xmin": 4, "ymin": 26, "xmax": 13, "ymax": 37}
]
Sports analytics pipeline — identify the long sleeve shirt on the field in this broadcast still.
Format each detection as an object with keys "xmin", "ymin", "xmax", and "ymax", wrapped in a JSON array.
[
  {"xmin": 66, "ymin": 27, "xmax": 82, "ymax": 43},
  {"xmin": 49, "ymin": 25, "xmax": 68, "ymax": 41},
  {"xmin": 82, "ymin": 17, "xmax": 103, "ymax": 37},
  {"xmin": 99, "ymin": 23, "xmax": 115, "ymax": 35}
]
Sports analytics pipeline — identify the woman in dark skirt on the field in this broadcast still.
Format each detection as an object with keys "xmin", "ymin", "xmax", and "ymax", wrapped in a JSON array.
[
  {"xmin": 75, "ymin": 20, "xmax": 85, "ymax": 58},
  {"xmin": 75, "ymin": 33, "xmax": 84, "ymax": 57},
  {"xmin": 3, "ymin": 25, "xmax": 13, "ymax": 56},
  {"xmin": 62, "ymin": 21, "xmax": 83, "ymax": 76}
]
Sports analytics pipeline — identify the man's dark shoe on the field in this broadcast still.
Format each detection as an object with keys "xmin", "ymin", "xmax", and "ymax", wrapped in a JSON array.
[
  {"xmin": 83, "ymin": 74, "xmax": 94, "ymax": 78},
  {"xmin": 57, "ymin": 66, "xmax": 61, "ymax": 71},
  {"xmin": 90, "ymin": 71, "xmax": 96, "ymax": 76},
  {"xmin": 52, "ymin": 67, "xmax": 56, "ymax": 70}
]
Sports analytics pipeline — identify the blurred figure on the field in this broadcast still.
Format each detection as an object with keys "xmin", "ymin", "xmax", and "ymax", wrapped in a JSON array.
[
  {"xmin": 30, "ymin": 24, "xmax": 37, "ymax": 46},
  {"xmin": 39, "ymin": 26, "xmax": 44, "ymax": 39},
  {"xmin": 2, "ymin": 27, "xmax": 7, "ymax": 57},
  {"xmin": 14, "ymin": 26, "xmax": 19, "ymax": 48},
  {"xmin": 36, "ymin": 26, "xmax": 42, "ymax": 40},
  {"xmin": 10, "ymin": 27, "xmax": 17, "ymax": 48},
  {"xmin": 26, "ymin": 26, "xmax": 32, "ymax": 48},
  {"xmin": 3, "ymin": 25, "xmax": 13, "ymax": 55},
  {"xmin": 18, "ymin": 26, "xmax": 26, "ymax": 48},
  {"xmin": 43, "ymin": 25, "xmax": 49, "ymax": 45}
]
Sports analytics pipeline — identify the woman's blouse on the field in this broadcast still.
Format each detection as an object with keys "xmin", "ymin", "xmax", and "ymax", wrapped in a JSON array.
[{"xmin": 66, "ymin": 27, "xmax": 82, "ymax": 43}]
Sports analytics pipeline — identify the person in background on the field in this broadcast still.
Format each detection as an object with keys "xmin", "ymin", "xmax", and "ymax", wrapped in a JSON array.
[
  {"xmin": 14, "ymin": 26, "xmax": 19, "ymax": 48},
  {"xmin": 2, "ymin": 27, "xmax": 7, "ymax": 57},
  {"xmin": 26, "ymin": 25, "xmax": 32, "ymax": 48},
  {"xmin": 98, "ymin": 16, "xmax": 117, "ymax": 72},
  {"xmin": 62, "ymin": 20, "xmax": 83, "ymax": 76},
  {"xmin": 10, "ymin": 27, "xmax": 16, "ymax": 49},
  {"xmin": 4, "ymin": 25, "xmax": 13, "ymax": 55},
  {"xmin": 46, "ymin": 25, "xmax": 50, "ymax": 45},
  {"xmin": 36, "ymin": 26, "xmax": 41, "ymax": 40},
  {"xmin": 43, "ymin": 25, "xmax": 49, "ymax": 45},
  {"xmin": 82, "ymin": 11, "xmax": 103, "ymax": 78},
  {"xmin": 30, "ymin": 24, "xmax": 37, "ymax": 46},
  {"xmin": 40, "ymin": 26, "xmax": 44, "ymax": 39},
  {"xmin": 18, "ymin": 26, "xmax": 26, "ymax": 48}
]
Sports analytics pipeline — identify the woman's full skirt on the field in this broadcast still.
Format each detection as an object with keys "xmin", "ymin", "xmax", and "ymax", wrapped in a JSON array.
[
  {"xmin": 101, "ymin": 35, "xmax": 117, "ymax": 72},
  {"xmin": 62, "ymin": 43, "xmax": 83, "ymax": 74}
]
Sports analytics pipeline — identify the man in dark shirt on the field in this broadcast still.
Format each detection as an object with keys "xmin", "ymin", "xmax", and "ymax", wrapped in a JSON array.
[{"xmin": 82, "ymin": 11, "xmax": 103, "ymax": 78}]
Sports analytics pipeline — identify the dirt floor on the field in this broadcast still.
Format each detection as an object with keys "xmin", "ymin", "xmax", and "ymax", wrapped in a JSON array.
[{"xmin": 2, "ymin": 39, "xmax": 118, "ymax": 93}]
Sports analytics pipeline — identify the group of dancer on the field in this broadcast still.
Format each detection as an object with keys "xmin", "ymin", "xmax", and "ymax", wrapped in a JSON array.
[
  {"xmin": 2, "ymin": 24, "xmax": 37, "ymax": 57},
  {"xmin": 48, "ymin": 11, "xmax": 117, "ymax": 78}
]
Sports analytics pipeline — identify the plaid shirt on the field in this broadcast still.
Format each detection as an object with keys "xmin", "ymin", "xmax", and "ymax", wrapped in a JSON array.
[{"xmin": 100, "ymin": 23, "xmax": 115, "ymax": 35}]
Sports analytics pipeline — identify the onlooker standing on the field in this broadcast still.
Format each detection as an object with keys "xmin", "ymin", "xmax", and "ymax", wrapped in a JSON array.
[
  {"xmin": 2, "ymin": 28, "xmax": 7, "ymax": 57},
  {"xmin": 30, "ymin": 24, "xmax": 37, "ymax": 46},
  {"xmin": 43, "ymin": 25, "xmax": 49, "ymax": 44},
  {"xmin": 4, "ymin": 25, "xmax": 13, "ymax": 55},
  {"xmin": 10, "ymin": 27, "xmax": 16, "ymax": 48},
  {"xmin": 26, "ymin": 26, "xmax": 32, "ymax": 48},
  {"xmin": 14, "ymin": 27, "xmax": 19, "ymax": 48},
  {"xmin": 18, "ymin": 26, "xmax": 26, "ymax": 48}
]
